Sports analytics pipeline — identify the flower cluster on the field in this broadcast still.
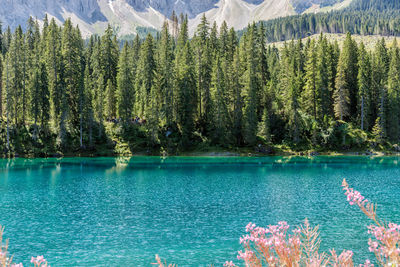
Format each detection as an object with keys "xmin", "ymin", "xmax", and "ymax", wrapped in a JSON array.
[
  {"xmin": 329, "ymin": 249, "xmax": 355, "ymax": 266},
  {"xmin": 343, "ymin": 186, "xmax": 367, "ymax": 206},
  {"xmin": 367, "ymin": 224, "xmax": 400, "ymax": 265},
  {"xmin": 237, "ymin": 221, "xmax": 302, "ymax": 266},
  {"xmin": 223, "ymin": 260, "xmax": 237, "ymax": 267},
  {"xmin": 342, "ymin": 178, "xmax": 400, "ymax": 266},
  {"xmin": 30, "ymin": 256, "xmax": 48, "ymax": 266}
]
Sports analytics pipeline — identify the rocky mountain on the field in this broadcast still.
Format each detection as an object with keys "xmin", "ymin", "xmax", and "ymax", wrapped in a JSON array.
[{"xmin": 0, "ymin": 0, "xmax": 349, "ymax": 37}]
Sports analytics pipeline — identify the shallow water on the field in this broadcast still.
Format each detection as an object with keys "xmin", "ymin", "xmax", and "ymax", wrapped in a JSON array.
[{"xmin": 0, "ymin": 156, "xmax": 399, "ymax": 266}]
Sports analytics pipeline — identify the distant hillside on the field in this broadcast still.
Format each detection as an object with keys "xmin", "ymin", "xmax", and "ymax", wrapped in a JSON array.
[
  {"xmin": 260, "ymin": 0, "xmax": 400, "ymax": 42},
  {"xmin": 348, "ymin": 0, "xmax": 400, "ymax": 11},
  {"xmin": 270, "ymin": 33, "xmax": 399, "ymax": 50},
  {"xmin": 291, "ymin": 0, "xmax": 345, "ymax": 13}
]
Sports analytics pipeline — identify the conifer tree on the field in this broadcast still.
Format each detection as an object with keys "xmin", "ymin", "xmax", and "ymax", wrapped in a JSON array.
[
  {"xmin": 210, "ymin": 56, "xmax": 229, "ymax": 144},
  {"xmin": 175, "ymin": 36, "xmax": 197, "ymax": 147},
  {"xmin": 371, "ymin": 38, "xmax": 389, "ymax": 130},
  {"xmin": 100, "ymin": 25, "xmax": 119, "ymax": 120},
  {"xmin": 0, "ymin": 54, "xmax": 2, "ymax": 118},
  {"xmin": 7, "ymin": 26, "xmax": 25, "ymax": 125},
  {"xmin": 3, "ymin": 54, "xmax": 11, "ymax": 151},
  {"xmin": 302, "ymin": 39, "xmax": 318, "ymax": 120},
  {"xmin": 242, "ymin": 24, "xmax": 261, "ymax": 145},
  {"xmin": 279, "ymin": 40, "xmax": 303, "ymax": 144},
  {"xmin": 0, "ymin": 22, "xmax": 3, "ymax": 55},
  {"xmin": 61, "ymin": 19, "xmax": 84, "ymax": 146},
  {"xmin": 316, "ymin": 35, "xmax": 332, "ymax": 121},
  {"xmin": 135, "ymin": 34, "xmax": 156, "ymax": 117},
  {"xmin": 2, "ymin": 27, "xmax": 11, "ymax": 55},
  {"xmin": 157, "ymin": 22, "xmax": 174, "ymax": 125},
  {"xmin": 386, "ymin": 40, "xmax": 400, "ymax": 142},
  {"xmin": 357, "ymin": 42, "xmax": 371, "ymax": 131},
  {"xmin": 232, "ymin": 48, "xmax": 243, "ymax": 146},
  {"xmin": 83, "ymin": 43, "xmax": 95, "ymax": 147},
  {"xmin": 104, "ymin": 79, "xmax": 116, "ymax": 120},
  {"xmin": 45, "ymin": 19, "xmax": 63, "ymax": 130},
  {"xmin": 341, "ymin": 33, "xmax": 359, "ymax": 117},
  {"xmin": 116, "ymin": 43, "xmax": 134, "ymax": 121},
  {"xmin": 334, "ymin": 54, "xmax": 350, "ymax": 121},
  {"xmin": 195, "ymin": 15, "xmax": 212, "ymax": 132}
]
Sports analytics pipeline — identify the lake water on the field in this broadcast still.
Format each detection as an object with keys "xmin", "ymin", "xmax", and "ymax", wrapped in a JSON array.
[{"xmin": 0, "ymin": 156, "xmax": 399, "ymax": 266}]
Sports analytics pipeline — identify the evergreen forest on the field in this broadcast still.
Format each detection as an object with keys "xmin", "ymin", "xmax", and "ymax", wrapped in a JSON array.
[
  {"xmin": 1, "ymin": 12, "xmax": 400, "ymax": 156},
  {"xmin": 260, "ymin": 0, "xmax": 400, "ymax": 42}
]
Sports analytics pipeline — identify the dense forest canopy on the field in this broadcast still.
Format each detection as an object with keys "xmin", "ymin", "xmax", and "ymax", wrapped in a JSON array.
[
  {"xmin": 260, "ymin": 0, "xmax": 400, "ymax": 42},
  {"xmin": 349, "ymin": 0, "xmax": 400, "ymax": 11},
  {"xmin": 1, "ymin": 8, "xmax": 400, "ymax": 156}
]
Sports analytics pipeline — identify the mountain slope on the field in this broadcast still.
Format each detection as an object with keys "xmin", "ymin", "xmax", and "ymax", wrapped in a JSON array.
[{"xmin": 0, "ymin": 0, "xmax": 350, "ymax": 37}]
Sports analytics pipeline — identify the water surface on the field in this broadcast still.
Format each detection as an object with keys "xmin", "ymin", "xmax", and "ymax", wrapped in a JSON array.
[{"xmin": 0, "ymin": 156, "xmax": 399, "ymax": 266}]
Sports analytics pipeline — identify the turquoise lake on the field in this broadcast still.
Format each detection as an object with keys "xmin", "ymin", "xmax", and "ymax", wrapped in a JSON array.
[{"xmin": 0, "ymin": 156, "xmax": 400, "ymax": 266}]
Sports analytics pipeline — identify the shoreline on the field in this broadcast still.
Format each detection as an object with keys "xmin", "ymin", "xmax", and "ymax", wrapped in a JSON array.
[{"xmin": 1, "ymin": 149, "xmax": 398, "ymax": 159}]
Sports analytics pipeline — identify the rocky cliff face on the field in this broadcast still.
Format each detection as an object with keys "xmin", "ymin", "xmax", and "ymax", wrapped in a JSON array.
[{"xmin": 0, "ymin": 0, "xmax": 347, "ymax": 37}]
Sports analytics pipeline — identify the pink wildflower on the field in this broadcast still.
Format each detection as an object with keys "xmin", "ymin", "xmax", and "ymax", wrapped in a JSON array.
[
  {"xmin": 237, "ymin": 250, "xmax": 254, "ymax": 261},
  {"xmin": 245, "ymin": 223, "xmax": 256, "ymax": 232},
  {"xmin": 223, "ymin": 261, "xmax": 236, "ymax": 267},
  {"xmin": 368, "ymin": 239, "xmax": 379, "ymax": 252},
  {"xmin": 359, "ymin": 259, "xmax": 374, "ymax": 267},
  {"xmin": 31, "ymin": 256, "xmax": 46, "ymax": 266},
  {"xmin": 11, "ymin": 264, "xmax": 23, "ymax": 267},
  {"xmin": 343, "ymin": 186, "xmax": 367, "ymax": 206}
]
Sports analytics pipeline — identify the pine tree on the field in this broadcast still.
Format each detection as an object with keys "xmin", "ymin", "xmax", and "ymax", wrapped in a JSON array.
[
  {"xmin": 232, "ymin": 48, "xmax": 243, "ymax": 146},
  {"xmin": 176, "ymin": 15, "xmax": 189, "ymax": 52},
  {"xmin": 194, "ymin": 16, "xmax": 212, "ymax": 133},
  {"xmin": 2, "ymin": 27, "xmax": 11, "ymax": 55},
  {"xmin": 7, "ymin": 26, "xmax": 25, "ymax": 125},
  {"xmin": 157, "ymin": 22, "xmax": 174, "ymax": 126},
  {"xmin": 316, "ymin": 35, "xmax": 333, "ymax": 121},
  {"xmin": 83, "ymin": 42, "xmax": 95, "ymax": 147},
  {"xmin": 135, "ymin": 34, "xmax": 156, "ymax": 117},
  {"xmin": 209, "ymin": 22, "xmax": 219, "ymax": 56},
  {"xmin": 386, "ymin": 40, "xmax": 400, "ymax": 142},
  {"xmin": 45, "ymin": 19, "xmax": 63, "ymax": 131},
  {"xmin": 91, "ymin": 38, "xmax": 105, "ymax": 137},
  {"xmin": 116, "ymin": 43, "xmax": 134, "ymax": 121},
  {"xmin": 257, "ymin": 23, "xmax": 269, "ymax": 86},
  {"xmin": 3, "ymin": 54, "xmax": 11, "ymax": 151},
  {"xmin": 100, "ymin": 25, "xmax": 119, "ymax": 120},
  {"xmin": 302, "ymin": 39, "xmax": 318, "ymax": 120},
  {"xmin": 104, "ymin": 79, "xmax": 116, "ymax": 120},
  {"xmin": 371, "ymin": 38, "xmax": 389, "ymax": 130},
  {"xmin": 175, "ymin": 41, "xmax": 197, "ymax": 147},
  {"xmin": 242, "ymin": 24, "xmax": 261, "ymax": 145},
  {"xmin": 61, "ymin": 19, "xmax": 84, "ymax": 146},
  {"xmin": 341, "ymin": 33, "xmax": 359, "ymax": 118},
  {"xmin": 0, "ymin": 22, "xmax": 3, "ymax": 55},
  {"xmin": 334, "ymin": 54, "xmax": 350, "ymax": 121},
  {"xmin": 210, "ymin": 56, "xmax": 229, "ymax": 144},
  {"xmin": 357, "ymin": 42, "xmax": 371, "ymax": 131},
  {"xmin": 219, "ymin": 21, "xmax": 229, "ymax": 58},
  {"xmin": 0, "ymin": 54, "xmax": 2, "ymax": 118},
  {"xmin": 279, "ymin": 40, "xmax": 303, "ymax": 144}
]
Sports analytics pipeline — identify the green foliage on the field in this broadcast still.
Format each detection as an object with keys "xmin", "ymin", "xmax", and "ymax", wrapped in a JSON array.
[
  {"xmin": 3, "ymin": 14, "xmax": 400, "ymax": 157},
  {"xmin": 257, "ymin": 0, "xmax": 400, "ymax": 43}
]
